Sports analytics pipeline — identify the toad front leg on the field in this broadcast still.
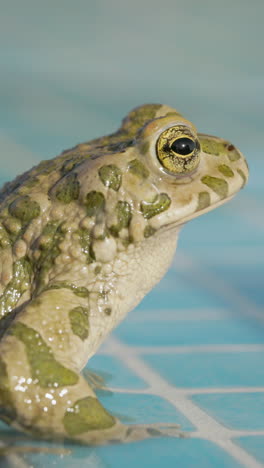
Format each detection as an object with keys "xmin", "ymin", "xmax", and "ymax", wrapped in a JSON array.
[{"xmin": 0, "ymin": 286, "xmax": 182, "ymax": 445}]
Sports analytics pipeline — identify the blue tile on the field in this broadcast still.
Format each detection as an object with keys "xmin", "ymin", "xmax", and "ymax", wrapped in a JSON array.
[
  {"xmin": 15, "ymin": 438, "xmax": 245, "ymax": 468},
  {"xmin": 99, "ymin": 392, "xmax": 194, "ymax": 430},
  {"xmin": 142, "ymin": 352, "xmax": 264, "ymax": 388},
  {"xmin": 180, "ymin": 209, "xmax": 264, "ymax": 247},
  {"xmin": 97, "ymin": 438, "xmax": 244, "ymax": 468},
  {"xmin": 88, "ymin": 354, "xmax": 147, "ymax": 389},
  {"xmin": 192, "ymin": 393, "xmax": 264, "ymax": 430},
  {"xmin": 212, "ymin": 265, "xmax": 264, "ymax": 308},
  {"xmin": 115, "ymin": 317, "xmax": 264, "ymax": 346},
  {"xmin": 235, "ymin": 436, "xmax": 264, "ymax": 464},
  {"xmin": 136, "ymin": 280, "xmax": 230, "ymax": 311}
]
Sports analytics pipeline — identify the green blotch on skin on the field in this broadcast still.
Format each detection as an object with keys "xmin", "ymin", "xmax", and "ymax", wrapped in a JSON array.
[
  {"xmin": 147, "ymin": 428, "xmax": 163, "ymax": 437},
  {"xmin": 140, "ymin": 193, "xmax": 171, "ymax": 219},
  {"xmin": 109, "ymin": 201, "xmax": 132, "ymax": 236},
  {"xmin": 237, "ymin": 168, "xmax": 247, "ymax": 186},
  {"xmin": 19, "ymin": 177, "xmax": 39, "ymax": 193},
  {"xmin": 8, "ymin": 196, "xmax": 40, "ymax": 224},
  {"xmin": 122, "ymin": 104, "xmax": 162, "ymax": 136},
  {"xmin": 166, "ymin": 111, "xmax": 182, "ymax": 118},
  {"xmin": 0, "ymin": 224, "xmax": 10, "ymax": 249},
  {"xmin": 144, "ymin": 225, "xmax": 156, "ymax": 238},
  {"xmin": 3, "ymin": 217, "xmax": 21, "ymax": 237},
  {"xmin": 9, "ymin": 322, "xmax": 79, "ymax": 388},
  {"xmin": 196, "ymin": 192, "xmax": 211, "ymax": 211},
  {"xmin": 121, "ymin": 236, "xmax": 133, "ymax": 248},
  {"xmin": 98, "ymin": 165, "xmax": 122, "ymax": 191},
  {"xmin": 34, "ymin": 221, "xmax": 66, "ymax": 294},
  {"xmin": 63, "ymin": 396, "xmax": 115, "ymax": 436},
  {"xmin": 0, "ymin": 357, "xmax": 16, "ymax": 424},
  {"xmin": 45, "ymin": 281, "xmax": 89, "ymax": 298},
  {"xmin": 78, "ymin": 228, "xmax": 95, "ymax": 264},
  {"xmin": 94, "ymin": 266, "xmax": 101, "ymax": 275},
  {"xmin": 218, "ymin": 164, "xmax": 234, "ymax": 178},
  {"xmin": 36, "ymin": 159, "xmax": 58, "ymax": 175},
  {"xmin": 61, "ymin": 156, "xmax": 87, "ymax": 175},
  {"xmin": 0, "ymin": 257, "xmax": 32, "ymax": 319},
  {"xmin": 85, "ymin": 191, "xmax": 105, "ymax": 217},
  {"xmin": 201, "ymin": 175, "xmax": 228, "ymax": 199},
  {"xmin": 104, "ymin": 308, "xmax": 112, "ymax": 316},
  {"xmin": 54, "ymin": 173, "xmax": 80, "ymax": 203},
  {"xmin": 69, "ymin": 306, "xmax": 89, "ymax": 341},
  {"xmin": 199, "ymin": 137, "xmax": 227, "ymax": 156},
  {"xmin": 127, "ymin": 159, "xmax": 150, "ymax": 179},
  {"xmin": 226, "ymin": 144, "xmax": 241, "ymax": 161},
  {"xmin": 139, "ymin": 141, "xmax": 150, "ymax": 155}
]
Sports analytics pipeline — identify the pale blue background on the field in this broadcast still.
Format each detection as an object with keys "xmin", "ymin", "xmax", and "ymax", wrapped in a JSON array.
[{"xmin": 0, "ymin": 1, "xmax": 264, "ymax": 467}]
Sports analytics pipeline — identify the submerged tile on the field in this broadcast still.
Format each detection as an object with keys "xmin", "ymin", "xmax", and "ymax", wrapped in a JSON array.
[
  {"xmin": 88, "ymin": 354, "xmax": 147, "ymax": 389},
  {"xmin": 115, "ymin": 317, "xmax": 264, "ymax": 346},
  {"xmin": 235, "ymin": 436, "xmax": 264, "ymax": 464},
  {"xmin": 99, "ymin": 392, "xmax": 194, "ymax": 430},
  {"xmin": 192, "ymin": 393, "xmax": 264, "ymax": 430},
  {"xmin": 142, "ymin": 351, "xmax": 264, "ymax": 388}
]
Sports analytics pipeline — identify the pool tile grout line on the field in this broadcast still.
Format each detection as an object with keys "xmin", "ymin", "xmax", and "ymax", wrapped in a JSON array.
[{"xmin": 107, "ymin": 336, "xmax": 263, "ymax": 468}]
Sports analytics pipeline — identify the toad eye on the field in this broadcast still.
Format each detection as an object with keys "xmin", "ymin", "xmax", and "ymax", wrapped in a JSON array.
[{"xmin": 156, "ymin": 126, "xmax": 200, "ymax": 175}]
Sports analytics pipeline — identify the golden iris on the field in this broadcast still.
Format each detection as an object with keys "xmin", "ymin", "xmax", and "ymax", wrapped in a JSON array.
[{"xmin": 156, "ymin": 126, "xmax": 200, "ymax": 175}]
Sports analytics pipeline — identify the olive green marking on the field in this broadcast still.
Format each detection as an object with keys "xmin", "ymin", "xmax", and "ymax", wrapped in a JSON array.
[
  {"xmin": 227, "ymin": 144, "xmax": 241, "ymax": 161},
  {"xmin": 126, "ymin": 427, "xmax": 134, "ymax": 438},
  {"xmin": 54, "ymin": 173, "xmax": 80, "ymax": 204},
  {"xmin": 85, "ymin": 191, "xmax": 105, "ymax": 217},
  {"xmin": 77, "ymin": 228, "xmax": 95, "ymax": 264},
  {"xmin": 0, "ymin": 223, "xmax": 10, "ymax": 249},
  {"xmin": 45, "ymin": 281, "xmax": 89, "ymax": 298},
  {"xmin": 144, "ymin": 225, "xmax": 156, "ymax": 238},
  {"xmin": 122, "ymin": 104, "xmax": 162, "ymax": 136},
  {"xmin": 121, "ymin": 236, "xmax": 133, "ymax": 248},
  {"xmin": 34, "ymin": 221, "xmax": 66, "ymax": 294},
  {"xmin": 104, "ymin": 307, "xmax": 112, "ymax": 316},
  {"xmin": 9, "ymin": 322, "xmax": 79, "ymax": 387},
  {"xmin": 196, "ymin": 192, "xmax": 211, "ymax": 211},
  {"xmin": 218, "ymin": 164, "xmax": 234, "ymax": 178},
  {"xmin": 60, "ymin": 156, "xmax": 87, "ymax": 175},
  {"xmin": 109, "ymin": 201, "xmax": 132, "ymax": 236},
  {"xmin": 98, "ymin": 165, "xmax": 122, "ymax": 191},
  {"xmin": 0, "ymin": 257, "xmax": 32, "ymax": 319},
  {"xmin": 69, "ymin": 306, "xmax": 89, "ymax": 341},
  {"xmin": 19, "ymin": 176, "xmax": 39, "ymax": 193},
  {"xmin": 201, "ymin": 175, "xmax": 228, "ymax": 199},
  {"xmin": 140, "ymin": 193, "xmax": 171, "ymax": 219},
  {"xmin": 237, "ymin": 168, "xmax": 247, "ymax": 186},
  {"xmin": 8, "ymin": 196, "xmax": 40, "ymax": 224},
  {"xmin": 147, "ymin": 428, "xmax": 163, "ymax": 437},
  {"xmin": 127, "ymin": 159, "xmax": 150, "ymax": 179},
  {"xmin": 166, "ymin": 111, "xmax": 182, "ymax": 118},
  {"xmin": 94, "ymin": 265, "xmax": 101, "ymax": 275},
  {"xmin": 139, "ymin": 141, "xmax": 150, "ymax": 155},
  {"xmin": 2, "ymin": 217, "xmax": 21, "ymax": 238},
  {"xmin": 199, "ymin": 137, "xmax": 226, "ymax": 156},
  {"xmin": 63, "ymin": 396, "xmax": 115, "ymax": 436},
  {"xmin": 36, "ymin": 159, "xmax": 58, "ymax": 175},
  {"xmin": 0, "ymin": 357, "xmax": 16, "ymax": 424}
]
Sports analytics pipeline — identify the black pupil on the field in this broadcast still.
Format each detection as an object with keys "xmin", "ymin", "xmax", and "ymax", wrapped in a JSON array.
[{"xmin": 171, "ymin": 137, "xmax": 195, "ymax": 156}]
